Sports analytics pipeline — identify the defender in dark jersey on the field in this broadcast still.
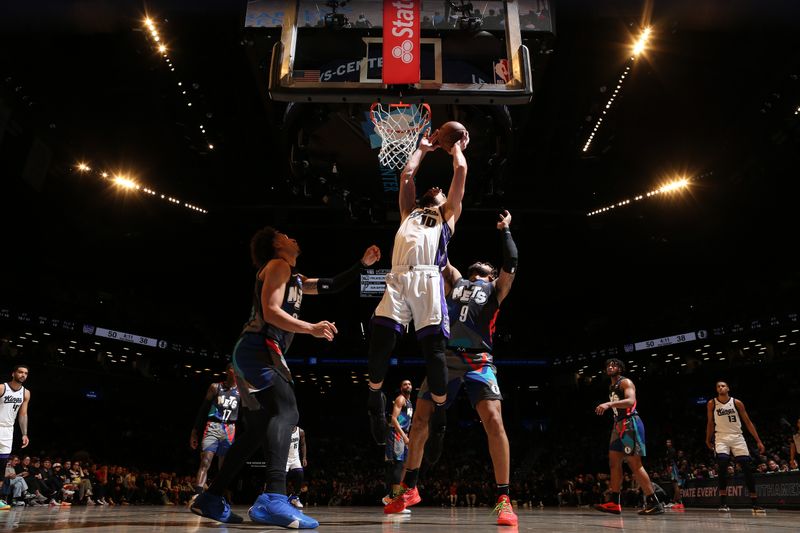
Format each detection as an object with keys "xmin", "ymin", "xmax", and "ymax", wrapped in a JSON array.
[
  {"xmin": 383, "ymin": 380, "xmax": 414, "ymax": 506},
  {"xmin": 189, "ymin": 363, "xmax": 239, "ymax": 496},
  {"xmin": 594, "ymin": 359, "xmax": 664, "ymax": 515},
  {"xmin": 384, "ymin": 211, "xmax": 519, "ymax": 527},
  {"xmin": 190, "ymin": 226, "xmax": 380, "ymax": 528}
]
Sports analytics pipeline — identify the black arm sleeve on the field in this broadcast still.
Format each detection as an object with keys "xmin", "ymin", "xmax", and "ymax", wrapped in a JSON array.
[
  {"xmin": 316, "ymin": 260, "xmax": 364, "ymax": 294},
  {"xmin": 500, "ymin": 228, "xmax": 518, "ymax": 273}
]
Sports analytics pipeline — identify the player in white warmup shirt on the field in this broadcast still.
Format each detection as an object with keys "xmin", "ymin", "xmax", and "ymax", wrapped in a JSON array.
[
  {"xmin": 705, "ymin": 381, "xmax": 766, "ymax": 514},
  {"xmin": 0, "ymin": 365, "xmax": 31, "ymax": 511}
]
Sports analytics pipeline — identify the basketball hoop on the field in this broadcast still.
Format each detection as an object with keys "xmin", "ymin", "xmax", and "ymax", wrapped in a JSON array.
[{"xmin": 370, "ymin": 103, "xmax": 431, "ymax": 170}]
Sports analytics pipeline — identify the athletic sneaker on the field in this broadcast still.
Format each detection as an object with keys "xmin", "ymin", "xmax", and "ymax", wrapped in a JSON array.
[
  {"xmin": 248, "ymin": 493, "xmax": 319, "ymax": 529},
  {"xmin": 381, "ymin": 495, "xmax": 392, "ymax": 506},
  {"xmin": 0, "ymin": 500, "xmax": 9, "ymax": 511},
  {"xmin": 718, "ymin": 505, "xmax": 730, "ymax": 512},
  {"xmin": 383, "ymin": 486, "xmax": 421, "ymax": 514},
  {"xmin": 493, "ymin": 495, "xmax": 518, "ymax": 527},
  {"xmin": 638, "ymin": 501, "xmax": 665, "ymax": 515},
  {"xmin": 752, "ymin": 505, "xmax": 766, "ymax": 514},
  {"xmin": 368, "ymin": 389, "xmax": 388, "ymax": 445},
  {"xmin": 288, "ymin": 494, "xmax": 304, "ymax": 509},
  {"xmin": 190, "ymin": 492, "xmax": 243, "ymax": 524},
  {"xmin": 593, "ymin": 502, "xmax": 621, "ymax": 515},
  {"xmin": 671, "ymin": 503, "xmax": 685, "ymax": 510}
]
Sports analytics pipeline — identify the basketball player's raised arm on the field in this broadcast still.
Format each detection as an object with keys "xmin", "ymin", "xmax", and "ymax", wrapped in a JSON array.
[
  {"xmin": 735, "ymin": 399, "xmax": 765, "ymax": 454},
  {"xmin": 19, "ymin": 389, "xmax": 30, "ymax": 448},
  {"xmin": 494, "ymin": 210, "xmax": 518, "ymax": 305},
  {"xmin": 441, "ymin": 260, "xmax": 462, "ymax": 295},
  {"xmin": 705, "ymin": 400, "xmax": 716, "ymax": 450},
  {"xmin": 399, "ymin": 132, "xmax": 439, "ymax": 219},
  {"xmin": 442, "ymin": 131, "xmax": 469, "ymax": 228},
  {"xmin": 261, "ymin": 259, "xmax": 337, "ymax": 341},
  {"xmin": 300, "ymin": 245, "xmax": 381, "ymax": 295},
  {"xmin": 390, "ymin": 396, "xmax": 409, "ymax": 444}
]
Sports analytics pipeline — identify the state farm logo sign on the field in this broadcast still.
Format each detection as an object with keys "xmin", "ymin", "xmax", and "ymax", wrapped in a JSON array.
[
  {"xmin": 392, "ymin": 40, "xmax": 414, "ymax": 64},
  {"xmin": 383, "ymin": 0, "xmax": 420, "ymax": 83}
]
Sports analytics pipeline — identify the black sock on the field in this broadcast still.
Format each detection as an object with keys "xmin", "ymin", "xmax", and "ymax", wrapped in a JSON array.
[
  {"xmin": 646, "ymin": 492, "xmax": 659, "ymax": 505},
  {"xmin": 610, "ymin": 492, "xmax": 620, "ymax": 505},
  {"xmin": 405, "ymin": 469, "xmax": 419, "ymax": 489},
  {"xmin": 496, "ymin": 484, "xmax": 510, "ymax": 498}
]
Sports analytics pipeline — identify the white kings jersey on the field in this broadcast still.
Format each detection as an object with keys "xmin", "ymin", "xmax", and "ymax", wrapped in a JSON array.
[
  {"xmin": 0, "ymin": 383, "xmax": 25, "ymax": 427},
  {"xmin": 391, "ymin": 207, "xmax": 452, "ymax": 268},
  {"xmin": 713, "ymin": 397, "xmax": 743, "ymax": 435},
  {"xmin": 287, "ymin": 427, "xmax": 301, "ymax": 465}
]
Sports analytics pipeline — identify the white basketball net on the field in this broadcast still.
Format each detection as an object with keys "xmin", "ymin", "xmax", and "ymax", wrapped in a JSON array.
[{"xmin": 371, "ymin": 103, "xmax": 431, "ymax": 170}]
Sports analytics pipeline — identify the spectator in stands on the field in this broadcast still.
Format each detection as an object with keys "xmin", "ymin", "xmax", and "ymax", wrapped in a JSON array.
[
  {"xmin": 69, "ymin": 460, "xmax": 94, "ymax": 504},
  {"xmin": 5, "ymin": 456, "xmax": 29, "ymax": 505}
]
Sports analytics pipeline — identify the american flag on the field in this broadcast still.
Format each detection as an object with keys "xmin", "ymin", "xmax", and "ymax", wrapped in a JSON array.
[{"xmin": 294, "ymin": 69, "xmax": 321, "ymax": 82}]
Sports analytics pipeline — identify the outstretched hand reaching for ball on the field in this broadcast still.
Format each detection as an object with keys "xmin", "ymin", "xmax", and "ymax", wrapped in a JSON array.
[
  {"xmin": 448, "ymin": 130, "xmax": 469, "ymax": 154},
  {"xmin": 419, "ymin": 130, "xmax": 440, "ymax": 153}
]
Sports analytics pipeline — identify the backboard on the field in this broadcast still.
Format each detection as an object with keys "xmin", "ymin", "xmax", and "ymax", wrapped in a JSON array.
[{"xmin": 244, "ymin": 0, "xmax": 554, "ymax": 105}]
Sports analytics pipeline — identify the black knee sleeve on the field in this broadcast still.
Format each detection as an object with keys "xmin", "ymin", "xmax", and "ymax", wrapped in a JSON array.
[
  {"xmin": 736, "ymin": 457, "xmax": 756, "ymax": 493},
  {"xmin": 420, "ymin": 334, "xmax": 447, "ymax": 397},
  {"xmin": 287, "ymin": 468, "xmax": 304, "ymax": 494},
  {"xmin": 368, "ymin": 324, "xmax": 399, "ymax": 384},
  {"xmin": 717, "ymin": 458, "xmax": 729, "ymax": 490}
]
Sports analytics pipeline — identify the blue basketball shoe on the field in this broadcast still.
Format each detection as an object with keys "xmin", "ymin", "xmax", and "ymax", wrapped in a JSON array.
[
  {"xmin": 189, "ymin": 492, "xmax": 243, "ymax": 523},
  {"xmin": 248, "ymin": 493, "xmax": 319, "ymax": 529}
]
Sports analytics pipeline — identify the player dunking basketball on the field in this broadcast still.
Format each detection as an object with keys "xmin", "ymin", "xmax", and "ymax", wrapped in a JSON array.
[
  {"xmin": 594, "ymin": 359, "xmax": 665, "ymax": 515},
  {"xmin": 384, "ymin": 211, "xmax": 519, "ymax": 527},
  {"xmin": 190, "ymin": 226, "xmax": 379, "ymax": 528},
  {"xmin": 367, "ymin": 126, "xmax": 470, "ymax": 447},
  {"xmin": 705, "ymin": 381, "xmax": 766, "ymax": 514},
  {"xmin": 189, "ymin": 363, "xmax": 239, "ymax": 497}
]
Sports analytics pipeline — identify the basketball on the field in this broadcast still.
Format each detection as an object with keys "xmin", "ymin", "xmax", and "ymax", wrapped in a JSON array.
[{"xmin": 436, "ymin": 121, "xmax": 467, "ymax": 151}]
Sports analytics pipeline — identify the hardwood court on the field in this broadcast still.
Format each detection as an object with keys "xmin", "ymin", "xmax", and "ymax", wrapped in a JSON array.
[{"xmin": 1, "ymin": 505, "xmax": 795, "ymax": 532}]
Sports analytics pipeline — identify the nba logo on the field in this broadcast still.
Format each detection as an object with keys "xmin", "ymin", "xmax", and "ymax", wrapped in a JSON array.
[{"xmin": 493, "ymin": 59, "xmax": 509, "ymax": 84}]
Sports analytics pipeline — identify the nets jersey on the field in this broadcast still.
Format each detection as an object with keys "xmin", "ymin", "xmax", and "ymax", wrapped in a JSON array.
[
  {"xmin": 287, "ymin": 427, "xmax": 301, "ymax": 466},
  {"xmin": 610, "ymin": 376, "xmax": 637, "ymax": 422},
  {"xmin": 395, "ymin": 396, "xmax": 413, "ymax": 433},
  {"xmin": 243, "ymin": 263, "xmax": 303, "ymax": 354},
  {"xmin": 391, "ymin": 207, "xmax": 451, "ymax": 268},
  {"xmin": 208, "ymin": 383, "xmax": 239, "ymax": 423},
  {"xmin": 0, "ymin": 383, "xmax": 25, "ymax": 427},
  {"xmin": 447, "ymin": 278, "xmax": 499, "ymax": 353},
  {"xmin": 713, "ymin": 397, "xmax": 742, "ymax": 435}
]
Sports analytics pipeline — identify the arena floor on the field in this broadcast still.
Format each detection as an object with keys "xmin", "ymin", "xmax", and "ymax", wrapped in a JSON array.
[{"xmin": 2, "ymin": 505, "xmax": 797, "ymax": 532}]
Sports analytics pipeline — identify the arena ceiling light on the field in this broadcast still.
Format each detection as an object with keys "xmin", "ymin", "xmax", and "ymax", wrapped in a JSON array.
[
  {"xmin": 587, "ymin": 177, "xmax": 690, "ymax": 216},
  {"xmin": 582, "ymin": 26, "xmax": 653, "ymax": 154},
  {"xmin": 142, "ymin": 15, "xmax": 217, "ymax": 154},
  {"xmin": 73, "ymin": 161, "xmax": 208, "ymax": 214}
]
